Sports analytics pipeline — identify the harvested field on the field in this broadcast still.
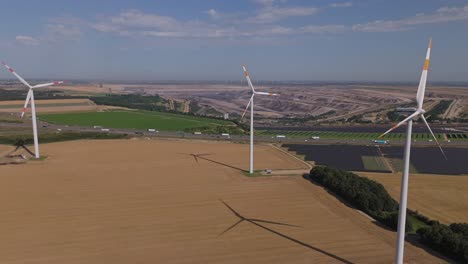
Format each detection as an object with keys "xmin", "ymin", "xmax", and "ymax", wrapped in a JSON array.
[
  {"xmin": 0, "ymin": 139, "xmax": 441, "ymax": 263},
  {"xmin": 0, "ymin": 144, "xmax": 13, "ymax": 156},
  {"xmin": 0, "ymin": 99, "xmax": 119, "ymax": 114},
  {"xmin": 361, "ymin": 172, "xmax": 468, "ymax": 224}
]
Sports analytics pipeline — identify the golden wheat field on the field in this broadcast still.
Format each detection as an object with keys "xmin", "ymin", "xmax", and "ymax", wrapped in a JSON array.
[
  {"xmin": 0, "ymin": 140, "xmax": 444, "ymax": 263},
  {"xmin": 361, "ymin": 172, "xmax": 468, "ymax": 224}
]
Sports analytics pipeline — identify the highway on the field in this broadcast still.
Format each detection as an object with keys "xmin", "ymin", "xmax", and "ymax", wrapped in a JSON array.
[{"xmin": 2, "ymin": 121, "xmax": 467, "ymax": 147}]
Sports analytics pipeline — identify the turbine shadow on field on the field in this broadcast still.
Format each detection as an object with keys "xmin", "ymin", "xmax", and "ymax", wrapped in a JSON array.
[
  {"xmin": 179, "ymin": 153, "xmax": 247, "ymax": 172},
  {"xmin": 179, "ymin": 153, "xmax": 212, "ymax": 163},
  {"xmin": 219, "ymin": 199, "xmax": 353, "ymax": 264},
  {"xmin": 12, "ymin": 144, "xmax": 35, "ymax": 157}
]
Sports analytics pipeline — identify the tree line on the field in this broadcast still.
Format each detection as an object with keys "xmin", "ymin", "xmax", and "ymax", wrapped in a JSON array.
[
  {"xmin": 90, "ymin": 94, "xmax": 168, "ymax": 112},
  {"xmin": 308, "ymin": 166, "xmax": 468, "ymax": 262}
]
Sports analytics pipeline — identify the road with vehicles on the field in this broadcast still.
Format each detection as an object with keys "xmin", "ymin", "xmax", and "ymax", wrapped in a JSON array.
[{"xmin": 2, "ymin": 121, "xmax": 467, "ymax": 147}]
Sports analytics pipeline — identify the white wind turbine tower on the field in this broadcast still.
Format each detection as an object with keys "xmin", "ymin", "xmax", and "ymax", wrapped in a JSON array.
[
  {"xmin": 377, "ymin": 38, "xmax": 447, "ymax": 264},
  {"xmin": 2, "ymin": 62, "xmax": 64, "ymax": 159},
  {"xmin": 241, "ymin": 65, "xmax": 278, "ymax": 174}
]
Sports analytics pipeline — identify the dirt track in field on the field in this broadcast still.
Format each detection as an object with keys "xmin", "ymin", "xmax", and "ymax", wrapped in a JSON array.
[
  {"xmin": 361, "ymin": 172, "xmax": 468, "ymax": 224},
  {"xmin": 0, "ymin": 140, "xmax": 443, "ymax": 263}
]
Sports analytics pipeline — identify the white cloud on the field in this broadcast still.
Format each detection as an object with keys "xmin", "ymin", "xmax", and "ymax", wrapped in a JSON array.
[
  {"xmin": 353, "ymin": 5, "xmax": 468, "ymax": 32},
  {"xmin": 10, "ymin": 16, "xmax": 83, "ymax": 47},
  {"xmin": 15, "ymin": 35, "xmax": 40, "ymax": 46},
  {"xmin": 300, "ymin": 25, "xmax": 346, "ymax": 33},
  {"xmin": 91, "ymin": 9, "xmax": 338, "ymax": 38},
  {"xmin": 46, "ymin": 23, "xmax": 82, "ymax": 41},
  {"xmin": 206, "ymin": 9, "xmax": 219, "ymax": 19},
  {"xmin": 330, "ymin": 2, "xmax": 353, "ymax": 8},
  {"xmin": 251, "ymin": 6, "xmax": 319, "ymax": 24}
]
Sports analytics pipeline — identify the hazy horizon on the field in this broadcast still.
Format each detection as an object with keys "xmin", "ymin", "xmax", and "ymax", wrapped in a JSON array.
[{"xmin": 1, "ymin": 0, "xmax": 468, "ymax": 82}]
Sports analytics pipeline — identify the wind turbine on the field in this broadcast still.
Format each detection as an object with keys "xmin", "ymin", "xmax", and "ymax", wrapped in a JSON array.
[
  {"xmin": 2, "ymin": 62, "xmax": 64, "ymax": 159},
  {"xmin": 241, "ymin": 65, "xmax": 278, "ymax": 174},
  {"xmin": 377, "ymin": 38, "xmax": 446, "ymax": 264}
]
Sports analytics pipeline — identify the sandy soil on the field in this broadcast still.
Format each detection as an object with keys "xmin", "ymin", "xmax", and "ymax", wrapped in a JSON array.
[
  {"xmin": 360, "ymin": 172, "xmax": 468, "ymax": 224},
  {"xmin": 0, "ymin": 139, "xmax": 444, "ymax": 263},
  {"xmin": 0, "ymin": 144, "xmax": 13, "ymax": 156},
  {"xmin": 443, "ymin": 99, "xmax": 467, "ymax": 119}
]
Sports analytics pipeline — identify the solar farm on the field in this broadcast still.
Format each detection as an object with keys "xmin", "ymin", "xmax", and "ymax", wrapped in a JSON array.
[
  {"xmin": 258, "ymin": 129, "xmax": 468, "ymax": 141},
  {"xmin": 283, "ymin": 144, "xmax": 468, "ymax": 175}
]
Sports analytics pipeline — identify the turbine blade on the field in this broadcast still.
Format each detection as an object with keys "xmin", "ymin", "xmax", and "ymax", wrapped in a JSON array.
[
  {"xmin": 242, "ymin": 64, "xmax": 256, "ymax": 93},
  {"xmin": 240, "ymin": 95, "xmax": 254, "ymax": 122},
  {"xmin": 220, "ymin": 199, "xmax": 243, "ymax": 219},
  {"xmin": 32, "ymin": 81, "xmax": 64, "ymax": 89},
  {"xmin": 1, "ymin": 62, "xmax": 32, "ymax": 88},
  {"xmin": 378, "ymin": 111, "xmax": 421, "ymax": 138},
  {"xmin": 416, "ymin": 38, "xmax": 432, "ymax": 109},
  {"xmin": 218, "ymin": 219, "xmax": 244, "ymax": 236},
  {"xmin": 421, "ymin": 114, "xmax": 447, "ymax": 160},
  {"xmin": 249, "ymin": 218, "xmax": 302, "ymax": 228},
  {"xmin": 20, "ymin": 89, "xmax": 33, "ymax": 119},
  {"xmin": 255, "ymin": 91, "xmax": 278, "ymax": 96}
]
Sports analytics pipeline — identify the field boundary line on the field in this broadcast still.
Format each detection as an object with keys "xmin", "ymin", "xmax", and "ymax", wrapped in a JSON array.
[
  {"xmin": 376, "ymin": 146, "xmax": 395, "ymax": 173},
  {"xmin": 269, "ymin": 144, "xmax": 312, "ymax": 170}
]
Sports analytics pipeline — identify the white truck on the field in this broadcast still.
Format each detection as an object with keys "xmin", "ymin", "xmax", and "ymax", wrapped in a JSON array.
[
  {"xmin": 276, "ymin": 135, "xmax": 286, "ymax": 139},
  {"xmin": 311, "ymin": 136, "xmax": 320, "ymax": 140},
  {"xmin": 100, "ymin": 128, "xmax": 110, "ymax": 132},
  {"xmin": 147, "ymin": 129, "xmax": 158, "ymax": 132},
  {"xmin": 193, "ymin": 132, "xmax": 202, "ymax": 135}
]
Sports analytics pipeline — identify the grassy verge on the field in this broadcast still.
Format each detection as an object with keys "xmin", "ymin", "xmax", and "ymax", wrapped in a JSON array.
[
  {"xmin": 361, "ymin": 156, "xmax": 391, "ymax": 172},
  {"xmin": 241, "ymin": 170, "xmax": 264, "ymax": 177}
]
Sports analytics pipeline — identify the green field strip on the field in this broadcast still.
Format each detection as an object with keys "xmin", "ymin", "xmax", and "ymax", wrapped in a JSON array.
[
  {"xmin": 39, "ymin": 110, "xmax": 233, "ymax": 132},
  {"xmin": 361, "ymin": 156, "xmax": 391, "ymax": 172},
  {"xmin": 388, "ymin": 158, "xmax": 418, "ymax": 173}
]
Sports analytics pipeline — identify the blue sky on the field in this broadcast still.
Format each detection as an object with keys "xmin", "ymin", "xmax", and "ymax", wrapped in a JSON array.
[{"xmin": 0, "ymin": 0, "xmax": 468, "ymax": 82}]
